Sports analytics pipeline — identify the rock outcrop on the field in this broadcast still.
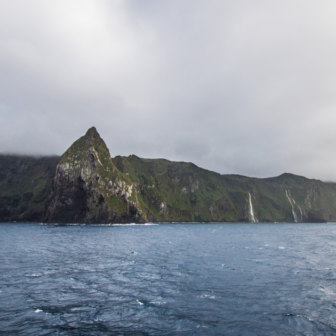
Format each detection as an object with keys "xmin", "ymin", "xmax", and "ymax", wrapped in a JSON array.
[{"xmin": 44, "ymin": 127, "xmax": 144, "ymax": 223}]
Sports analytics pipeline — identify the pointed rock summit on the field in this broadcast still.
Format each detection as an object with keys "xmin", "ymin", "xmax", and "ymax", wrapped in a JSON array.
[
  {"xmin": 59, "ymin": 126, "xmax": 109, "ymax": 165},
  {"xmin": 44, "ymin": 127, "xmax": 144, "ymax": 223},
  {"xmin": 85, "ymin": 126, "xmax": 99, "ymax": 136}
]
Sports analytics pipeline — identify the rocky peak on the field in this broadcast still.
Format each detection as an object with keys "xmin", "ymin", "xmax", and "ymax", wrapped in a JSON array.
[
  {"xmin": 85, "ymin": 126, "xmax": 99, "ymax": 137},
  {"xmin": 44, "ymin": 127, "xmax": 144, "ymax": 223},
  {"xmin": 59, "ymin": 126, "xmax": 110, "ymax": 165}
]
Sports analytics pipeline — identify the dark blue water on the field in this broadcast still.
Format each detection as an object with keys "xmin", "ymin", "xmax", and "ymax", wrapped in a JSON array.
[{"xmin": 1, "ymin": 223, "xmax": 336, "ymax": 335}]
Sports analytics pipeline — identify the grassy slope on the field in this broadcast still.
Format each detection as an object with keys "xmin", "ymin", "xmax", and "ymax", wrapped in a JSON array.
[{"xmin": 112, "ymin": 156, "xmax": 336, "ymax": 222}]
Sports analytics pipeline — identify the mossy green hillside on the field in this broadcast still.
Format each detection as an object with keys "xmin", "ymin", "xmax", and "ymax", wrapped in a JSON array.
[{"xmin": 111, "ymin": 155, "xmax": 336, "ymax": 222}]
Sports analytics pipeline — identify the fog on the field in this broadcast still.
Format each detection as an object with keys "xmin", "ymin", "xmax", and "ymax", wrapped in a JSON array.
[{"xmin": 1, "ymin": 1, "xmax": 336, "ymax": 180}]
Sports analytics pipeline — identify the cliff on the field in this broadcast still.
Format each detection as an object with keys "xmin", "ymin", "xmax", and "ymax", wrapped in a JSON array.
[
  {"xmin": 1, "ymin": 127, "xmax": 336, "ymax": 223},
  {"xmin": 0, "ymin": 154, "xmax": 59, "ymax": 221},
  {"xmin": 44, "ymin": 127, "xmax": 143, "ymax": 223}
]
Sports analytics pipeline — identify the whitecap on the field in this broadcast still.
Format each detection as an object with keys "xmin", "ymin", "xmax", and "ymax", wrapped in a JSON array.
[
  {"xmin": 136, "ymin": 300, "xmax": 144, "ymax": 305},
  {"xmin": 112, "ymin": 223, "xmax": 158, "ymax": 226},
  {"xmin": 35, "ymin": 309, "xmax": 43, "ymax": 313},
  {"xmin": 27, "ymin": 273, "xmax": 43, "ymax": 277},
  {"xmin": 112, "ymin": 223, "xmax": 137, "ymax": 226},
  {"xmin": 279, "ymin": 246, "xmax": 286, "ymax": 249},
  {"xmin": 201, "ymin": 295, "xmax": 216, "ymax": 299}
]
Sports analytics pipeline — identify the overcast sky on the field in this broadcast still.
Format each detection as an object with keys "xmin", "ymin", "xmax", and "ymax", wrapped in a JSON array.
[{"xmin": 1, "ymin": 1, "xmax": 336, "ymax": 180}]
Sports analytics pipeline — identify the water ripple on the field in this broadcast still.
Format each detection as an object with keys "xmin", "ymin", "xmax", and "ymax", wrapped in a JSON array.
[{"xmin": 1, "ymin": 223, "xmax": 336, "ymax": 335}]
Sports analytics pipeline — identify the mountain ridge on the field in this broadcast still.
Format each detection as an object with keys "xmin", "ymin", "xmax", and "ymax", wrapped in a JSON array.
[{"xmin": 1, "ymin": 127, "xmax": 336, "ymax": 223}]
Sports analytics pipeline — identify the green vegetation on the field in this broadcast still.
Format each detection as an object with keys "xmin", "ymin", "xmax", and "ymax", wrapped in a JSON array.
[{"xmin": 109, "ymin": 155, "xmax": 336, "ymax": 223}]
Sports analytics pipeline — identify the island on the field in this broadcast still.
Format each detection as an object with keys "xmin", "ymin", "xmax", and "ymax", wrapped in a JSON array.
[{"xmin": 1, "ymin": 127, "xmax": 335, "ymax": 224}]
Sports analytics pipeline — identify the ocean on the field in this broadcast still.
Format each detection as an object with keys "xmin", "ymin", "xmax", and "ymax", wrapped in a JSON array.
[{"xmin": 1, "ymin": 222, "xmax": 336, "ymax": 335}]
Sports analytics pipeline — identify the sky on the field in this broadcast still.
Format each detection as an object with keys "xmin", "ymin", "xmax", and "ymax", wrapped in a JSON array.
[{"xmin": 1, "ymin": 1, "xmax": 336, "ymax": 180}]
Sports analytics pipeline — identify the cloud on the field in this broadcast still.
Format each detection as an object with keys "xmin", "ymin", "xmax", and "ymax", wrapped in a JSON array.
[{"xmin": 1, "ymin": 0, "xmax": 336, "ymax": 180}]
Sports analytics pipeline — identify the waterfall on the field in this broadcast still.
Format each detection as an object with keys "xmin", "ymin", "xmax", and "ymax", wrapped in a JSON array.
[
  {"xmin": 285, "ymin": 189, "xmax": 299, "ymax": 222},
  {"xmin": 248, "ymin": 193, "xmax": 258, "ymax": 223},
  {"xmin": 292, "ymin": 198, "xmax": 303, "ymax": 221}
]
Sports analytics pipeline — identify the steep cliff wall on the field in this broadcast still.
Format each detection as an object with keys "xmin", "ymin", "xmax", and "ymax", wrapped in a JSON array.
[
  {"xmin": 44, "ymin": 127, "xmax": 144, "ymax": 223},
  {"xmin": 0, "ymin": 155, "xmax": 59, "ymax": 221},
  {"xmin": 112, "ymin": 155, "xmax": 336, "ymax": 223}
]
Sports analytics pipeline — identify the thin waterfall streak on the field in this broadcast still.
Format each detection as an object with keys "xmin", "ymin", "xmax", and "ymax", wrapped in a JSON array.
[
  {"xmin": 248, "ymin": 193, "xmax": 258, "ymax": 223},
  {"xmin": 292, "ymin": 199, "xmax": 303, "ymax": 221},
  {"xmin": 285, "ymin": 189, "xmax": 298, "ymax": 222}
]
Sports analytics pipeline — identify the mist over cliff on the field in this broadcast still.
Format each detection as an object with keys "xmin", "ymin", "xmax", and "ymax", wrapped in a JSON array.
[{"xmin": 1, "ymin": 1, "xmax": 336, "ymax": 181}]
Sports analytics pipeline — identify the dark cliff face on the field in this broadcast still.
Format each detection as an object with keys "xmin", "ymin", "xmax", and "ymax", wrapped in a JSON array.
[
  {"xmin": 44, "ymin": 127, "xmax": 144, "ymax": 223},
  {"xmin": 1, "ymin": 127, "xmax": 336, "ymax": 223},
  {"xmin": 0, "ymin": 155, "xmax": 59, "ymax": 221}
]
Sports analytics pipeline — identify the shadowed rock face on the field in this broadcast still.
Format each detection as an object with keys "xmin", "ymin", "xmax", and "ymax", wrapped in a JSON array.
[
  {"xmin": 44, "ymin": 127, "xmax": 144, "ymax": 223},
  {"xmin": 0, "ymin": 155, "xmax": 59, "ymax": 222}
]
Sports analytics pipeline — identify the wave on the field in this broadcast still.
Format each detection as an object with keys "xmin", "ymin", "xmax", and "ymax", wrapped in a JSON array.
[{"xmin": 40, "ymin": 223, "xmax": 159, "ymax": 226}]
